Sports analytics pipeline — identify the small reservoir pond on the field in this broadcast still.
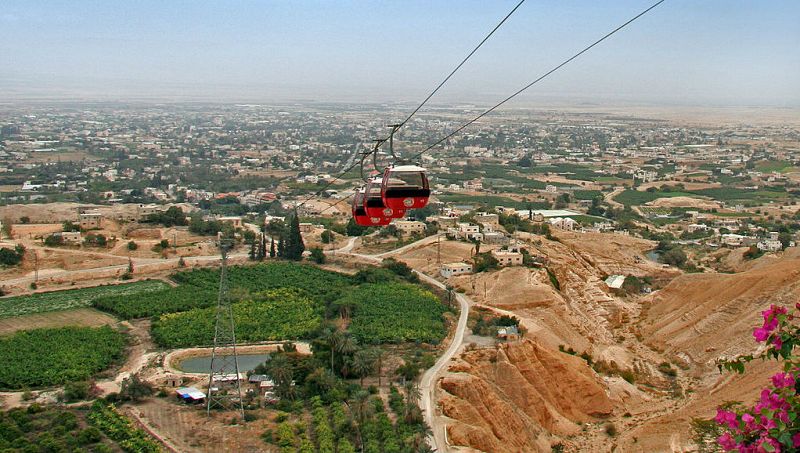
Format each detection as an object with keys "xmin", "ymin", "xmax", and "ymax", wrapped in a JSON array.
[{"xmin": 177, "ymin": 353, "xmax": 271, "ymax": 373}]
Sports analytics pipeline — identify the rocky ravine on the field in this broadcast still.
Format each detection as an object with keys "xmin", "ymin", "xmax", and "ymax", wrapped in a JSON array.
[{"xmin": 440, "ymin": 339, "xmax": 613, "ymax": 453}]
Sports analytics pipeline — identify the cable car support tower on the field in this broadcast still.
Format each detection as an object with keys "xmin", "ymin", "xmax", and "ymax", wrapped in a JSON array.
[{"xmin": 206, "ymin": 240, "xmax": 245, "ymax": 419}]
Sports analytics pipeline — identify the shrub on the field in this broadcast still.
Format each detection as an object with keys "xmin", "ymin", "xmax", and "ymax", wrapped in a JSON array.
[{"xmin": 714, "ymin": 303, "xmax": 800, "ymax": 451}]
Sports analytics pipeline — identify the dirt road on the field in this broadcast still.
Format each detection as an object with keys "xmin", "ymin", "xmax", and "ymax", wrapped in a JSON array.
[{"xmin": 605, "ymin": 186, "xmax": 625, "ymax": 209}]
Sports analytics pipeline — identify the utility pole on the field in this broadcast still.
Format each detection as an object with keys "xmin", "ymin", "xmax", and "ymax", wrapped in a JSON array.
[
  {"xmin": 436, "ymin": 234, "xmax": 441, "ymax": 264},
  {"xmin": 33, "ymin": 251, "xmax": 38, "ymax": 284}
]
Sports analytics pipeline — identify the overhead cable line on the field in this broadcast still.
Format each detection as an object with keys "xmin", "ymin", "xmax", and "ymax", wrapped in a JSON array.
[
  {"xmin": 313, "ymin": 0, "xmax": 667, "ymax": 216},
  {"xmin": 409, "ymin": 0, "xmax": 666, "ymax": 160},
  {"xmin": 295, "ymin": 0, "xmax": 526, "ymax": 209},
  {"xmin": 395, "ymin": 0, "xmax": 526, "ymax": 130}
]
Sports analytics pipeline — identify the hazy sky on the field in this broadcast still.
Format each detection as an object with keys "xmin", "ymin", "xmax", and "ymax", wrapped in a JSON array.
[{"xmin": 1, "ymin": 1, "xmax": 799, "ymax": 106}]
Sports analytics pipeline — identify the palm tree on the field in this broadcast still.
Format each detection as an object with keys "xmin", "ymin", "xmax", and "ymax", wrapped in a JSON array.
[
  {"xmin": 372, "ymin": 348, "xmax": 386, "ymax": 387},
  {"xmin": 336, "ymin": 334, "xmax": 358, "ymax": 376},
  {"xmin": 352, "ymin": 349, "xmax": 376, "ymax": 387},
  {"xmin": 266, "ymin": 354, "xmax": 295, "ymax": 400},
  {"xmin": 321, "ymin": 328, "xmax": 343, "ymax": 372},
  {"xmin": 404, "ymin": 381, "xmax": 421, "ymax": 418}
]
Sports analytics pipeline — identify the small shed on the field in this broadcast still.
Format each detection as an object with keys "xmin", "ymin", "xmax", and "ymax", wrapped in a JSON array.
[
  {"xmin": 175, "ymin": 387, "xmax": 206, "ymax": 404},
  {"xmin": 163, "ymin": 374, "xmax": 184, "ymax": 388}
]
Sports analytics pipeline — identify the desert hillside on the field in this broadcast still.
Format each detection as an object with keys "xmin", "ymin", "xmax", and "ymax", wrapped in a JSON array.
[
  {"xmin": 440, "ymin": 339, "xmax": 613, "ymax": 453},
  {"xmin": 410, "ymin": 234, "xmax": 800, "ymax": 452}
]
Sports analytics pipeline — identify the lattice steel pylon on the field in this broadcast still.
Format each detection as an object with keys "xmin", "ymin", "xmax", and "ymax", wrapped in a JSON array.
[{"xmin": 206, "ymin": 240, "xmax": 245, "ymax": 419}]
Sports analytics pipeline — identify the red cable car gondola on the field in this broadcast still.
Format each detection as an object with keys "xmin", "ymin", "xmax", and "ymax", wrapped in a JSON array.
[
  {"xmin": 381, "ymin": 165, "xmax": 430, "ymax": 211},
  {"xmin": 365, "ymin": 177, "xmax": 405, "ymax": 220},
  {"xmin": 351, "ymin": 188, "xmax": 374, "ymax": 226}
]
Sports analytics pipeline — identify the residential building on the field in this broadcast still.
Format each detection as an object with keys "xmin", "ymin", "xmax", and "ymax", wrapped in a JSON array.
[
  {"xmin": 394, "ymin": 220, "xmax": 426, "ymax": 235},
  {"xmin": 55, "ymin": 231, "xmax": 82, "ymax": 244},
  {"xmin": 757, "ymin": 239, "xmax": 782, "ymax": 252},
  {"xmin": 474, "ymin": 213, "xmax": 499, "ymax": 227},
  {"xmin": 79, "ymin": 211, "xmax": 102, "ymax": 230},
  {"xmin": 218, "ymin": 216, "xmax": 244, "ymax": 228},
  {"xmin": 440, "ymin": 262, "xmax": 473, "ymax": 278},
  {"xmin": 549, "ymin": 217, "xmax": 577, "ymax": 231},
  {"xmin": 492, "ymin": 249, "xmax": 523, "ymax": 266}
]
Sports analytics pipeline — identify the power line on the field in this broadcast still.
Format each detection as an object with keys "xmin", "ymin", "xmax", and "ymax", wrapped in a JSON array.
[
  {"xmin": 295, "ymin": 0, "xmax": 526, "ymax": 209},
  {"xmin": 302, "ymin": 0, "xmax": 666, "ymax": 212},
  {"xmin": 396, "ymin": 0, "xmax": 526, "ymax": 130},
  {"xmin": 410, "ymin": 0, "xmax": 666, "ymax": 160}
]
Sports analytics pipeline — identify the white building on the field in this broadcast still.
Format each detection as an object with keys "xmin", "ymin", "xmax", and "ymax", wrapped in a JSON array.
[
  {"xmin": 757, "ymin": 239, "xmax": 782, "ymax": 252},
  {"xmin": 440, "ymin": 262, "xmax": 473, "ymax": 278},
  {"xmin": 463, "ymin": 178, "xmax": 483, "ymax": 191},
  {"xmin": 549, "ymin": 217, "xmax": 577, "ymax": 231},
  {"xmin": 687, "ymin": 224, "xmax": 710, "ymax": 233},
  {"xmin": 721, "ymin": 234, "xmax": 746, "ymax": 247}
]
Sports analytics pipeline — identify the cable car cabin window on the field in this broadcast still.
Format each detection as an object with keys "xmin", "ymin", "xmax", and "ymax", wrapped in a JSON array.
[
  {"xmin": 365, "ymin": 184, "xmax": 385, "ymax": 207},
  {"xmin": 353, "ymin": 191, "xmax": 367, "ymax": 215},
  {"xmin": 386, "ymin": 172, "xmax": 426, "ymax": 189}
]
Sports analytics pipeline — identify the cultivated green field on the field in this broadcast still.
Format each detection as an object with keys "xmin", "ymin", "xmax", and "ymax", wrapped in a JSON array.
[
  {"xmin": 95, "ymin": 262, "xmax": 352, "ymax": 319},
  {"xmin": 343, "ymin": 283, "xmax": 446, "ymax": 344},
  {"xmin": 0, "ymin": 326, "xmax": 125, "ymax": 389},
  {"xmin": 0, "ymin": 280, "xmax": 170, "ymax": 319},
  {"xmin": 151, "ymin": 288, "xmax": 322, "ymax": 348}
]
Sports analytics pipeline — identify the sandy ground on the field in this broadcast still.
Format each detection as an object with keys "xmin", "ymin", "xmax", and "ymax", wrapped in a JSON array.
[{"xmin": 647, "ymin": 196, "xmax": 721, "ymax": 210}]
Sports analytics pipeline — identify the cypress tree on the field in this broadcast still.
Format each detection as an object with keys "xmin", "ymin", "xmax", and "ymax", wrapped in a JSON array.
[
  {"xmin": 259, "ymin": 233, "xmax": 267, "ymax": 260},
  {"xmin": 248, "ymin": 240, "xmax": 256, "ymax": 260},
  {"xmin": 269, "ymin": 238, "xmax": 276, "ymax": 258},
  {"xmin": 277, "ymin": 237, "xmax": 285, "ymax": 258},
  {"xmin": 283, "ymin": 212, "xmax": 305, "ymax": 261}
]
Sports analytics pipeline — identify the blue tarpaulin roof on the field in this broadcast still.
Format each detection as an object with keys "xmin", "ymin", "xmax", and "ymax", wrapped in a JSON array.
[{"xmin": 176, "ymin": 387, "xmax": 206, "ymax": 400}]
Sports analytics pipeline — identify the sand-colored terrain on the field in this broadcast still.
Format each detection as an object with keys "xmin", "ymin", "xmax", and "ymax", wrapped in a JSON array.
[
  {"xmin": 647, "ymin": 196, "xmax": 721, "ymax": 210},
  {"xmin": 0, "ymin": 307, "xmax": 116, "ymax": 336},
  {"xmin": 383, "ymin": 228, "xmax": 800, "ymax": 452},
  {"xmin": 441, "ymin": 340, "xmax": 613, "ymax": 453}
]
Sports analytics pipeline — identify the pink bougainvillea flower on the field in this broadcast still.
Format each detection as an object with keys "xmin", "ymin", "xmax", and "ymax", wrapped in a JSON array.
[
  {"xmin": 792, "ymin": 432, "xmax": 800, "ymax": 447},
  {"xmin": 754, "ymin": 327, "xmax": 770, "ymax": 342},
  {"xmin": 772, "ymin": 336, "xmax": 783, "ymax": 349},
  {"xmin": 771, "ymin": 372, "xmax": 796, "ymax": 388},
  {"xmin": 717, "ymin": 432, "xmax": 737, "ymax": 451},
  {"xmin": 715, "ymin": 409, "xmax": 739, "ymax": 429},
  {"xmin": 760, "ymin": 415, "xmax": 777, "ymax": 430}
]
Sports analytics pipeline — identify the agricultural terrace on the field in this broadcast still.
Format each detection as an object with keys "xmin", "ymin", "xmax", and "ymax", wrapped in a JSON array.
[
  {"xmin": 0, "ymin": 326, "xmax": 125, "ymax": 390},
  {"xmin": 152, "ymin": 288, "xmax": 321, "ymax": 348},
  {"xmin": 0, "ymin": 280, "xmax": 170, "ymax": 319},
  {"xmin": 88, "ymin": 261, "xmax": 450, "ymax": 348},
  {"xmin": 93, "ymin": 262, "xmax": 351, "ymax": 319},
  {"xmin": 614, "ymin": 187, "xmax": 790, "ymax": 206}
]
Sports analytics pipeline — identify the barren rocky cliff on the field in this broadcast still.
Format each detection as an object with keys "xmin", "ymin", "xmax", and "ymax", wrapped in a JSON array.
[{"xmin": 440, "ymin": 340, "xmax": 613, "ymax": 453}]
